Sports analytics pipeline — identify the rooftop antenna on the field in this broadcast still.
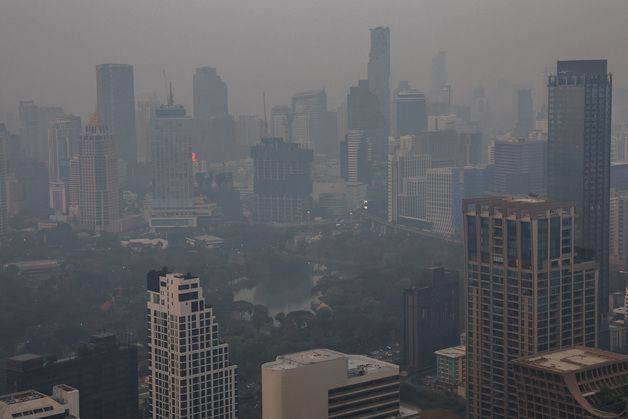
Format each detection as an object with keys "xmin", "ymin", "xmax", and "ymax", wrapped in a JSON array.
[
  {"xmin": 168, "ymin": 82, "xmax": 174, "ymax": 106},
  {"xmin": 262, "ymin": 92, "xmax": 268, "ymax": 136}
]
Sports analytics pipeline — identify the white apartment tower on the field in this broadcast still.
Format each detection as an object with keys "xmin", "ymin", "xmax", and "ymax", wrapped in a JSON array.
[{"xmin": 147, "ymin": 270, "xmax": 237, "ymax": 418}]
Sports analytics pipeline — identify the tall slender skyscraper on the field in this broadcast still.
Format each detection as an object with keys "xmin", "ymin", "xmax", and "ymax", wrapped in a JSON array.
[
  {"xmin": 367, "ymin": 27, "xmax": 390, "ymax": 134},
  {"xmin": 193, "ymin": 67, "xmax": 228, "ymax": 119},
  {"xmin": 96, "ymin": 64, "xmax": 136, "ymax": 163},
  {"xmin": 78, "ymin": 113, "xmax": 120, "ymax": 233},
  {"xmin": 149, "ymin": 87, "xmax": 196, "ymax": 229},
  {"xmin": 514, "ymin": 88, "xmax": 534, "ymax": 138},
  {"xmin": 136, "ymin": 92, "xmax": 160, "ymax": 164},
  {"xmin": 464, "ymin": 197, "xmax": 598, "ymax": 418},
  {"xmin": 270, "ymin": 105, "xmax": 292, "ymax": 142},
  {"xmin": 547, "ymin": 60, "xmax": 612, "ymax": 346},
  {"xmin": 347, "ymin": 80, "xmax": 387, "ymax": 162},
  {"xmin": 147, "ymin": 269, "xmax": 237, "ymax": 419},
  {"xmin": 0, "ymin": 124, "xmax": 7, "ymax": 240},
  {"xmin": 48, "ymin": 116, "xmax": 80, "ymax": 215},
  {"xmin": 430, "ymin": 51, "xmax": 447, "ymax": 101},
  {"xmin": 291, "ymin": 89, "xmax": 327, "ymax": 153}
]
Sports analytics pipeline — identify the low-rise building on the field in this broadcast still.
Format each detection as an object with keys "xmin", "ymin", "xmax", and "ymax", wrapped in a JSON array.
[
  {"xmin": 0, "ymin": 385, "xmax": 79, "ymax": 418},
  {"xmin": 262, "ymin": 348, "xmax": 420, "ymax": 419}
]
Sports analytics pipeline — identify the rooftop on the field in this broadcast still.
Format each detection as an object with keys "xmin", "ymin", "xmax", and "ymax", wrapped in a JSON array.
[
  {"xmin": 514, "ymin": 347, "xmax": 628, "ymax": 373},
  {"xmin": 435, "ymin": 345, "xmax": 466, "ymax": 359}
]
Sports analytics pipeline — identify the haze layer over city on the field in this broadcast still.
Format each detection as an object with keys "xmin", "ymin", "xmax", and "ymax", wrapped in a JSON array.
[{"xmin": 2, "ymin": 1, "xmax": 628, "ymax": 419}]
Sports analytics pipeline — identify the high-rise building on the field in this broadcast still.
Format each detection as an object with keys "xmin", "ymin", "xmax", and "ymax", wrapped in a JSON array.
[
  {"xmin": 515, "ymin": 88, "xmax": 535, "ymax": 138},
  {"xmin": 147, "ymin": 270, "xmax": 237, "ymax": 419},
  {"xmin": 0, "ymin": 125, "xmax": 7, "ymax": 240},
  {"xmin": 0, "ymin": 385, "xmax": 79, "ymax": 419},
  {"xmin": 48, "ymin": 116, "xmax": 80, "ymax": 215},
  {"xmin": 270, "ymin": 106, "xmax": 292, "ymax": 142},
  {"xmin": 367, "ymin": 27, "xmax": 390, "ymax": 133},
  {"xmin": 136, "ymin": 93, "xmax": 160, "ymax": 163},
  {"xmin": 402, "ymin": 266, "xmax": 460, "ymax": 370},
  {"xmin": 291, "ymin": 89, "xmax": 327, "ymax": 153},
  {"xmin": 493, "ymin": 137, "xmax": 546, "ymax": 196},
  {"xmin": 340, "ymin": 130, "xmax": 370, "ymax": 183},
  {"xmin": 415, "ymin": 130, "xmax": 483, "ymax": 168},
  {"xmin": 610, "ymin": 189, "xmax": 628, "ymax": 271},
  {"xmin": 547, "ymin": 60, "xmax": 612, "ymax": 345},
  {"xmin": 426, "ymin": 167, "xmax": 462, "ymax": 236},
  {"xmin": 347, "ymin": 80, "xmax": 387, "ymax": 162},
  {"xmin": 148, "ymin": 88, "xmax": 196, "ymax": 229},
  {"xmin": 512, "ymin": 347, "xmax": 628, "ymax": 418},
  {"xmin": 262, "ymin": 348, "xmax": 420, "ymax": 419},
  {"xmin": 5, "ymin": 334, "xmax": 137, "ymax": 419},
  {"xmin": 394, "ymin": 89, "xmax": 427, "ymax": 137},
  {"xmin": 387, "ymin": 137, "xmax": 431, "ymax": 224},
  {"xmin": 77, "ymin": 113, "xmax": 120, "ymax": 233},
  {"xmin": 193, "ymin": 67, "xmax": 228, "ymax": 119},
  {"xmin": 18, "ymin": 101, "xmax": 64, "ymax": 164},
  {"xmin": 430, "ymin": 51, "xmax": 447, "ymax": 101},
  {"xmin": 251, "ymin": 137, "xmax": 313, "ymax": 223},
  {"xmin": 434, "ymin": 345, "xmax": 466, "ymax": 398},
  {"xmin": 96, "ymin": 64, "xmax": 136, "ymax": 163},
  {"xmin": 464, "ymin": 197, "xmax": 598, "ymax": 418},
  {"xmin": 235, "ymin": 114, "xmax": 265, "ymax": 156}
]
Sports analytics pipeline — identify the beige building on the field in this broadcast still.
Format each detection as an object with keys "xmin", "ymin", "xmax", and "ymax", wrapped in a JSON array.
[
  {"xmin": 435, "ymin": 345, "xmax": 466, "ymax": 398},
  {"xmin": 262, "ymin": 349, "xmax": 419, "ymax": 419},
  {"xmin": 0, "ymin": 385, "xmax": 79, "ymax": 418}
]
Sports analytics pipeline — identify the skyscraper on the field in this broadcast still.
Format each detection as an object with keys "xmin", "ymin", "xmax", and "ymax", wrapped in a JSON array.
[
  {"xmin": 493, "ymin": 137, "xmax": 546, "ymax": 196},
  {"xmin": 430, "ymin": 51, "xmax": 447, "ymax": 101},
  {"xmin": 367, "ymin": 27, "xmax": 390, "ymax": 133},
  {"xmin": 136, "ymin": 92, "xmax": 160, "ymax": 163},
  {"xmin": 0, "ymin": 125, "xmax": 7, "ymax": 240},
  {"xmin": 78, "ymin": 113, "xmax": 120, "ymax": 233},
  {"xmin": 515, "ymin": 88, "xmax": 535, "ymax": 138},
  {"xmin": 402, "ymin": 266, "xmax": 460, "ymax": 370},
  {"xmin": 547, "ymin": 60, "xmax": 612, "ymax": 345},
  {"xmin": 347, "ymin": 80, "xmax": 387, "ymax": 162},
  {"xmin": 193, "ymin": 66, "xmax": 228, "ymax": 119},
  {"xmin": 48, "ymin": 116, "xmax": 81, "ymax": 215},
  {"xmin": 394, "ymin": 89, "xmax": 427, "ymax": 137},
  {"xmin": 291, "ymin": 89, "xmax": 327, "ymax": 153},
  {"xmin": 18, "ymin": 101, "xmax": 64, "ymax": 164},
  {"xmin": 270, "ymin": 105, "xmax": 292, "ymax": 142},
  {"xmin": 148, "ymin": 87, "xmax": 196, "ymax": 229},
  {"xmin": 251, "ymin": 137, "xmax": 313, "ymax": 223},
  {"xmin": 340, "ymin": 130, "xmax": 370, "ymax": 184},
  {"xmin": 426, "ymin": 167, "xmax": 462, "ymax": 236},
  {"xmin": 96, "ymin": 64, "xmax": 136, "ymax": 163},
  {"xmin": 464, "ymin": 197, "xmax": 598, "ymax": 418},
  {"xmin": 147, "ymin": 270, "xmax": 237, "ymax": 418},
  {"xmin": 235, "ymin": 114, "xmax": 265, "ymax": 156}
]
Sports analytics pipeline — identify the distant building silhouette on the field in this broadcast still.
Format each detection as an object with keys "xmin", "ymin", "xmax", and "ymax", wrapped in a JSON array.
[
  {"xmin": 0, "ymin": 125, "xmax": 7, "ymax": 240},
  {"xmin": 135, "ymin": 92, "xmax": 160, "ymax": 163},
  {"xmin": 394, "ymin": 89, "xmax": 427, "ymax": 137},
  {"xmin": 514, "ymin": 88, "xmax": 534, "ymax": 138},
  {"xmin": 430, "ymin": 51, "xmax": 447, "ymax": 101},
  {"xmin": 291, "ymin": 89, "xmax": 327, "ymax": 153},
  {"xmin": 96, "ymin": 64, "xmax": 136, "ymax": 163},
  {"xmin": 368, "ymin": 27, "xmax": 390, "ymax": 133},
  {"xmin": 493, "ymin": 137, "xmax": 546, "ymax": 196},
  {"xmin": 347, "ymin": 80, "xmax": 387, "ymax": 162},
  {"xmin": 18, "ymin": 100, "xmax": 64, "ymax": 164},
  {"xmin": 193, "ymin": 66, "xmax": 228, "ymax": 119}
]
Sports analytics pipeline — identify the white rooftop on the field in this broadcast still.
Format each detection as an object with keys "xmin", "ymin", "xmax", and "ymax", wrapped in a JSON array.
[
  {"xmin": 516, "ymin": 348, "xmax": 626, "ymax": 373},
  {"xmin": 435, "ymin": 345, "xmax": 466, "ymax": 358}
]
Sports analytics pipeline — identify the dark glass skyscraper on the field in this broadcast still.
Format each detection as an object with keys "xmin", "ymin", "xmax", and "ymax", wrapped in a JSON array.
[
  {"xmin": 547, "ymin": 60, "xmax": 612, "ymax": 346},
  {"xmin": 193, "ymin": 66, "xmax": 228, "ymax": 119},
  {"xmin": 347, "ymin": 80, "xmax": 387, "ymax": 162},
  {"xmin": 367, "ymin": 27, "xmax": 390, "ymax": 134},
  {"xmin": 96, "ymin": 64, "xmax": 136, "ymax": 163},
  {"xmin": 394, "ymin": 89, "xmax": 427, "ymax": 136},
  {"xmin": 515, "ymin": 88, "xmax": 534, "ymax": 138}
]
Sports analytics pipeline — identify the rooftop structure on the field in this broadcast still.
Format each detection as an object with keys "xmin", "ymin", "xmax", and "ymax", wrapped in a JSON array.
[{"xmin": 0, "ymin": 385, "xmax": 79, "ymax": 418}]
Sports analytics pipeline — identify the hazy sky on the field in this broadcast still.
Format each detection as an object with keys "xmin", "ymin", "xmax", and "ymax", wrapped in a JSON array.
[{"xmin": 1, "ymin": 0, "xmax": 627, "ymax": 123}]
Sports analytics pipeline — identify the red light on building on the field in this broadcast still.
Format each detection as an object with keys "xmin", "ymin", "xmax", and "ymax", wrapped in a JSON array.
[{"xmin": 192, "ymin": 151, "xmax": 197, "ymax": 162}]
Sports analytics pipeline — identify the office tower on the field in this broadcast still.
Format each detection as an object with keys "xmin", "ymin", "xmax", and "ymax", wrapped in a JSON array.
[
  {"xmin": 426, "ymin": 167, "xmax": 462, "ymax": 236},
  {"xmin": 367, "ymin": 27, "xmax": 390, "ymax": 132},
  {"xmin": 434, "ymin": 345, "xmax": 466, "ymax": 398},
  {"xmin": 471, "ymin": 86, "xmax": 489, "ymax": 132},
  {"xmin": 147, "ymin": 270, "xmax": 237, "ymax": 419},
  {"xmin": 262, "ymin": 348, "xmax": 419, "ymax": 419},
  {"xmin": 0, "ymin": 126, "xmax": 7, "ymax": 240},
  {"xmin": 340, "ymin": 130, "xmax": 370, "ymax": 183},
  {"xmin": 347, "ymin": 79, "xmax": 387, "ymax": 162},
  {"xmin": 387, "ymin": 138, "xmax": 431, "ymax": 223},
  {"xmin": 235, "ymin": 114, "xmax": 265, "ymax": 156},
  {"xmin": 493, "ymin": 138, "xmax": 546, "ymax": 196},
  {"xmin": 515, "ymin": 88, "xmax": 535, "ymax": 138},
  {"xmin": 77, "ymin": 113, "xmax": 120, "ymax": 233},
  {"xmin": 415, "ymin": 130, "xmax": 483, "ymax": 168},
  {"xmin": 19, "ymin": 101, "xmax": 65, "ymax": 164},
  {"xmin": 513, "ymin": 347, "xmax": 628, "ymax": 418},
  {"xmin": 394, "ymin": 89, "xmax": 427, "ymax": 137},
  {"xmin": 193, "ymin": 66, "xmax": 228, "ymax": 119},
  {"xmin": 96, "ymin": 64, "xmax": 136, "ymax": 163},
  {"xmin": 136, "ymin": 92, "xmax": 160, "ymax": 163},
  {"xmin": 547, "ymin": 60, "xmax": 612, "ymax": 345},
  {"xmin": 0, "ymin": 385, "xmax": 79, "ymax": 419},
  {"xmin": 291, "ymin": 89, "xmax": 327, "ymax": 152},
  {"xmin": 48, "ymin": 116, "xmax": 80, "ymax": 215},
  {"xmin": 430, "ymin": 51, "xmax": 447, "ymax": 101},
  {"xmin": 336, "ymin": 103, "xmax": 347, "ymax": 143},
  {"xmin": 402, "ymin": 266, "xmax": 460, "ymax": 370},
  {"xmin": 610, "ymin": 190, "xmax": 628, "ymax": 271},
  {"xmin": 148, "ymin": 89, "xmax": 196, "ymax": 229},
  {"xmin": 464, "ymin": 197, "xmax": 598, "ymax": 418},
  {"xmin": 5, "ymin": 334, "xmax": 137, "ymax": 419},
  {"xmin": 270, "ymin": 105, "xmax": 292, "ymax": 141},
  {"xmin": 68, "ymin": 157, "xmax": 80, "ymax": 217},
  {"xmin": 251, "ymin": 137, "xmax": 313, "ymax": 223}
]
